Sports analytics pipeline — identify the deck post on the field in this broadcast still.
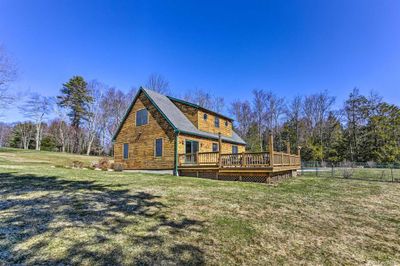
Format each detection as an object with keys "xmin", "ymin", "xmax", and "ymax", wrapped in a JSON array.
[
  {"xmin": 297, "ymin": 146, "xmax": 302, "ymax": 166},
  {"xmin": 242, "ymin": 152, "xmax": 246, "ymax": 167},
  {"xmin": 269, "ymin": 132, "xmax": 274, "ymax": 167},
  {"xmin": 218, "ymin": 132, "xmax": 222, "ymax": 168},
  {"xmin": 173, "ymin": 131, "xmax": 179, "ymax": 176}
]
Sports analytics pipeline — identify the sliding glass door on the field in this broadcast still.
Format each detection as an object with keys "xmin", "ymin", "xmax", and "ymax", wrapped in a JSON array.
[{"xmin": 185, "ymin": 140, "xmax": 199, "ymax": 163}]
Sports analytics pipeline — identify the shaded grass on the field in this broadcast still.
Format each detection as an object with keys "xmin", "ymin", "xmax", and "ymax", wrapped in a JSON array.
[{"xmin": 1, "ymin": 149, "xmax": 400, "ymax": 265}]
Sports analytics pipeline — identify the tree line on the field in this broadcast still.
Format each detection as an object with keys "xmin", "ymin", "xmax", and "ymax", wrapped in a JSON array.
[
  {"xmin": 0, "ymin": 72, "xmax": 166, "ymax": 155},
  {"xmin": 230, "ymin": 89, "xmax": 400, "ymax": 163},
  {"xmin": 0, "ymin": 45, "xmax": 399, "ymax": 162}
]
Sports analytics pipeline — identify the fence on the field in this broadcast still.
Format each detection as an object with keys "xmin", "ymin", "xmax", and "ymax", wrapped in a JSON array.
[{"xmin": 301, "ymin": 161, "xmax": 400, "ymax": 183}]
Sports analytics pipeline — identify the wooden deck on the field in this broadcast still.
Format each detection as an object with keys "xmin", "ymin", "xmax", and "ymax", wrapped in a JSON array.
[{"xmin": 178, "ymin": 134, "xmax": 301, "ymax": 183}]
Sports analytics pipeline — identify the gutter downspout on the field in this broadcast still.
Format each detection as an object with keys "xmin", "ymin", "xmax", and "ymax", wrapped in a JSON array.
[{"xmin": 173, "ymin": 130, "xmax": 179, "ymax": 176}]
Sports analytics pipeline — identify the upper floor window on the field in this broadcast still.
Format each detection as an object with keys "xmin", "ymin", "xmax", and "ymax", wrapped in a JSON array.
[
  {"xmin": 232, "ymin": 145, "xmax": 238, "ymax": 154},
  {"xmin": 225, "ymin": 121, "xmax": 229, "ymax": 127},
  {"xmin": 155, "ymin": 138, "xmax": 163, "ymax": 157},
  {"xmin": 203, "ymin": 113, "xmax": 208, "ymax": 120},
  {"xmin": 212, "ymin": 143, "xmax": 219, "ymax": 152},
  {"xmin": 214, "ymin": 117, "xmax": 220, "ymax": 128},
  {"xmin": 136, "ymin": 109, "xmax": 148, "ymax": 126}
]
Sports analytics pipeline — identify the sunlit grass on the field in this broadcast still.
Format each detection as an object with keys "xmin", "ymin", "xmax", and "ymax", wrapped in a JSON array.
[{"xmin": 0, "ymin": 148, "xmax": 399, "ymax": 265}]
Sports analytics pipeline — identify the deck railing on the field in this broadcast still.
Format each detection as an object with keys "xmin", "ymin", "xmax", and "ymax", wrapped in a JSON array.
[{"xmin": 178, "ymin": 150, "xmax": 300, "ymax": 169}]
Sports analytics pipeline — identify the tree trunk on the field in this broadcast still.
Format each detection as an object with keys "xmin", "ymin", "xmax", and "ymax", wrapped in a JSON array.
[
  {"xmin": 35, "ymin": 123, "xmax": 41, "ymax": 151},
  {"xmin": 23, "ymin": 137, "xmax": 29, "ymax": 149},
  {"xmin": 86, "ymin": 135, "xmax": 94, "ymax": 156}
]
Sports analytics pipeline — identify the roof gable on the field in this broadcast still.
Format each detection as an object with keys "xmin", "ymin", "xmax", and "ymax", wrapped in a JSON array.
[{"xmin": 112, "ymin": 87, "xmax": 246, "ymax": 145}]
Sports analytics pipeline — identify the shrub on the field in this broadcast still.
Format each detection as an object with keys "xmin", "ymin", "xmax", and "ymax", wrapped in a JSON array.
[
  {"xmin": 367, "ymin": 161, "xmax": 376, "ymax": 168},
  {"xmin": 90, "ymin": 161, "xmax": 98, "ymax": 168},
  {"xmin": 72, "ymin": 160, "xmax": 84, "ymax": 169},
  {"xmin": 113, "ymin": 163, "xmax": 124, "ymax": 172},
  {"xmin": 97, "ymin": 157, "xmax": 110, "ymax": 171},
  {"xmin": 340, "ymin": 161, "xmax": 354, "ymax": 179}
]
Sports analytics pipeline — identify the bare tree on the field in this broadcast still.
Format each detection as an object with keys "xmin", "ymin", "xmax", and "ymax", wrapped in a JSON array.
[
  {"xmin": 0, "ymin": 122, "xmax": 12, "ymax": 147},
  {"xmin": 286, "ymin": 96, "xmax": 303, "ymax": 147},
  {"xmin": 0, "ymin": 88, "xmax": 14, "ymax": 111},
  {"xmin": 85, "ymin": 80, "xmax": 107, "ymax": 155},
  {"xmin": 15, "ymin": 122, "xmax": 35, "ymax": 149},
  {"xmin": 252, "ymin": 89, "xmax": 269, "ymax": 151},
  {"xmin": 100, "ymin": 86, "xmax": 137, "ymax": 153},
  {"xmin": 184, "ymin": 88, "xmax": 225, "ymax": 113},
  {"xmin": 146, "ymin": 73, "xmax": 169, "ymax": 94},
  {"xmin": 0, "ymin": 44, "xmax": 17, "ymax": 111},
  {"xmin": 19, "ymin": 93, "xmax": 53, "ymax": 150},
  {"xmin": 315, "ymin": 91, "xmax": 335, "ymax": 147},
  {"xmin": 184, "ymin": 89, "xmax": 212, "ymax": 109},
  {"xmin": 211, "ymin": 96, "xmax": 225, "ymax": 113},
  {"xmin": 229, "ymin": 100, "xmax": 253, "ymax": 137},
  {"xmin": 53, "ymin": 105, "xmax": 70, "ymax": 152},
  {"xmin": 265, "ymin": 92, "xmax": 286, "ymax": 150}
]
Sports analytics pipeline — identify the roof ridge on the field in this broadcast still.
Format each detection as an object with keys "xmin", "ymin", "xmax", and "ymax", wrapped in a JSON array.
[{"xmin": 166, "ymin": 95, "xmax": 234, "ymax": 121}]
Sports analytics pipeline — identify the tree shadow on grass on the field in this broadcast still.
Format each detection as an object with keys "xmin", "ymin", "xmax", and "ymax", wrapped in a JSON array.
[{"xmin": 0, "ymin": 172, "xmax": 204, "ymax": 265}]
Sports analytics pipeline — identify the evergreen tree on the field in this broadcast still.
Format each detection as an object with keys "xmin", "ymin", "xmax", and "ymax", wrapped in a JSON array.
[
  {"xmin": 57, "ymin": 76, "xmax": 93, "ymax": 129},
  {"xmin": 57, "ymin": 76, "xmax": 93, "ymax": 153},
  {"xmin": 323, "ymin": 112, "xmax": 345, "ymax": 163},
  {"xmin": 365, "ymin": 103, "xmax": 400, "ymax": 162},
  {"xmin": 343, "ymin": 88, "xmax": 369, "ymax": 161}
]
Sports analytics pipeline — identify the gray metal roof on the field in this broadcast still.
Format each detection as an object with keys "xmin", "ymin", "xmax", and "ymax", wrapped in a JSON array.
[{"xmin": 143, "ymin": 88, "xmax": 246, "ymax": 145}]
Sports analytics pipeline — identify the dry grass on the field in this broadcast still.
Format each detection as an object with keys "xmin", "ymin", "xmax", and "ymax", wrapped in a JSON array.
[{"xmin": 0, "ymin": 148, "xmax": 400, "ymax": 265}]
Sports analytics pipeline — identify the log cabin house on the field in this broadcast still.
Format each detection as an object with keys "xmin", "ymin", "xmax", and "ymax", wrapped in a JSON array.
[{"xmin": 113, "ymin": 87, "xmax": 301, "ymax": 183}]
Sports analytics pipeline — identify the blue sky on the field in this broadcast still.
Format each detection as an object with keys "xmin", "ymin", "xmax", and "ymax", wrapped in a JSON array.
[{"xmin": 1, "ymin": 0, "xmax": 399, "ymax": 122}]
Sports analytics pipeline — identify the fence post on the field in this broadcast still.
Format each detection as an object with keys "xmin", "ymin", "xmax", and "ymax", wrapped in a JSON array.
[
  {"xmin": 391, "ymin": 165, "xmax": 394, "ymax": 182},
  {"xmin": 315, "ymin": 161, "xmax": 318, "ymax": 177}
]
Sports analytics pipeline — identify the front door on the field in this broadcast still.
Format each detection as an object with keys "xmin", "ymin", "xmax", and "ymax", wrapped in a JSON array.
[{"xmin": 185, "ymin": 140, "xmax": 199, "ymax": 163}]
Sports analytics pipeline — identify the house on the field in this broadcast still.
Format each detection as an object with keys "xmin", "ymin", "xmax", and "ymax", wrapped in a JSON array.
[{"xmin": 112, "ymin": 87, "xmax": 246, "ymax": 174}]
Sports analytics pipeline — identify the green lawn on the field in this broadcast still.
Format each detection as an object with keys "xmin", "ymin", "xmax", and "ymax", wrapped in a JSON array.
[{"xmin": 1, "ymin": 148, "xmax": 400, "ymax": 265}]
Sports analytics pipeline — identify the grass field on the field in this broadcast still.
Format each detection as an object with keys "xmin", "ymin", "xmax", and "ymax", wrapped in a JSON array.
[{"xmin": 1, "ymin": 148, "xmax": 400, "ymax": 265}]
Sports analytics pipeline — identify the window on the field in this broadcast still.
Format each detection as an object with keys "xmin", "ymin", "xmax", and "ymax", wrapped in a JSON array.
[
  {"xmin": 123, "ymin": 143, "xmax": 129, "ymax": 159},
  {"xmin": 203, "ymin": 113, "xmax": 208, "ymax": 120},
  {"xmin": 225, "ymin": 121, "xmax": 229, "ymax": 127},
  {"xmin": 155, "ymin": 138, "xmax": 163, "ymax": 157},
  {"xmin": 232, "ymin": 145, "xmax": 238, "ymax": 154},
  {"xmin": 214, "ymin": 117, "xmax": 220, "ymax": 128},
  {"xmin": 212, "ymin": 143, "xmax": 219, "ymax": 152},
  {"xmin": 136, "ymin": 109, "xmax": 148, "ymax": 126}
]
